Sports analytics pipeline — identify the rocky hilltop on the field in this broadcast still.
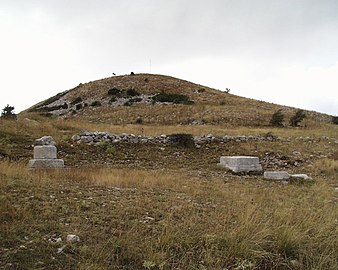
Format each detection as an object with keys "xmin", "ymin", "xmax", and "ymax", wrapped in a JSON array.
[{"xmin": 26, "ymin": 73, "xmax": 333, "ymax": 126}]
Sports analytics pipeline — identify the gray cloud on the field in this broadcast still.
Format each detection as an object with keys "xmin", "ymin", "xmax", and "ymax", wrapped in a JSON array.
[{"xmin": 1, "ymin": 0, "xmax": 337, "ymax": 114}]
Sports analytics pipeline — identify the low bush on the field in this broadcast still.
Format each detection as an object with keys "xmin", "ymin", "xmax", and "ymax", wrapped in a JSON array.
[
  {"xmin": 91, "ymin": 101, "xmax": 101, "ymax": 107},
  {"xmin": 71, "ymin": 97, "xmax": 83, "ymax": 105},
  {"xmin": 168, "ymin": 133, "xmax": 195, "ymax": 148},
  {"xmin": 126, "ymin": 88, "xmax": 140, "ymax": 97},
  {"xmin": 108, "ymin": 88, "xmax": 121, "ymax": 96},
  {"xmin": 270, "ymin": 109, "xmax": 284, "ymax": 127},
  {"xmin": 123, "ymin": 101, "xmax": 132, "ymax": 106},
  {"xmin": 152, "ymin": 93, "xmax": 194, "ymax": 105},
  {"xmin": 290, "ymin": 110, "xmax": 306, "ymax": 127},
  {"xmin": 75, "ymin": 103, "xmax": 83, "ymax": 110},
  {"xmin": 332, "ymin": 116, "xmax": 338, "ymax": 125}
]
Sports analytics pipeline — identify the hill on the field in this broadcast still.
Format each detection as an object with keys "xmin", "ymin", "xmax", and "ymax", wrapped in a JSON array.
[
  {"xmin": 1, "ymin": 73, "xmax": 337, "ymax": 269},
  {"xmin": 26, "ymin": 73, "xmax": 332, "ymax": 126}
]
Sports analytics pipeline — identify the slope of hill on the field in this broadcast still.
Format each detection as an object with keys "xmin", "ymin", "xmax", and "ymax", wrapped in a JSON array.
[
  {"xmin": 26, "ymin": 73, "xmax": 332, "ymax": 126},
  {"xmin": 1, "ymin": 73, "xmax": 337, "ymax": 269}
]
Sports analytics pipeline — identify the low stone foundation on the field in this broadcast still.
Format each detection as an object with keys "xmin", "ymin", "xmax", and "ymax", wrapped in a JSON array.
[{"xmin": 219, "ymin": 156, "xmax": 263, "ymax": 173}]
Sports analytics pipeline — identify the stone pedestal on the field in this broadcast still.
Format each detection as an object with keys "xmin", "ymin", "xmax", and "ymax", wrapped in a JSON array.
[
  {"xmin": 28, "ymin": 136, "xmax": 64, "ymax": 169},
  {"xmin": 34, "ymin": 145, "xmax": 57, "ymax": 159},
  {"xmin": 219, "ymin": 156, "xmax": 262, "ymax": 173}
]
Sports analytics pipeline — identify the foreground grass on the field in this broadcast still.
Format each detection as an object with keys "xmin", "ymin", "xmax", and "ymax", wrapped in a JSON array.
[{"xmin": 1, "ymin": 162, "xmax": 337, "ymax": 269}]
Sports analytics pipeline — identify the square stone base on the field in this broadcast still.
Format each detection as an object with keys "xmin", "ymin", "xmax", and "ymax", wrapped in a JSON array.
[
  {"xmin": 219, "ymin": 156, "xmax": 262, "ymax": 173},
  {"xmin": 28, "ymin": 159, "xmax": 64, "ymax": 169}
]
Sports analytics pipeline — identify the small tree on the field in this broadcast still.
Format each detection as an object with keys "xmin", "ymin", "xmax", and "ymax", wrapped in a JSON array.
[
  {"xmin": 1, "ymin": 104, "xmax": 16, "ymax": 119},
  {"xmin": 270, "ymin": 109, "xmax": 284, "ymax": 127},
  {"xmin": 290, "ymin": 109, "xmax": 306, "ymax": 127}
]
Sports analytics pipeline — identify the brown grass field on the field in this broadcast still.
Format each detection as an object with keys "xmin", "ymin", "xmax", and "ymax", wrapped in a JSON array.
[{"xmin": 0, "ymin": 74, "xmax": 337, "ymax": 269}]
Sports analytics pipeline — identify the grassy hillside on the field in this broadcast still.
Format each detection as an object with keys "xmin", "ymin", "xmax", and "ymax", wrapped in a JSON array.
[
  {"xmin": 25, "ymin": 74, "xmax": 333, "ymax": 126},
  {"xmin": 1, "ymin": 74, "xmax": 337, "ymax": 269}
]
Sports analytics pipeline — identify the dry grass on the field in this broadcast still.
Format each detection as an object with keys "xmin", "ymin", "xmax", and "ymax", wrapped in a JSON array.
[
  {"xmin": 312, "ymin": 158, "xmax": 338, "ymax": 179},
  {"xmin": 1, "ymin": 161, "xmax": 337, "ymax": 269},
  {"xmin": 16, "ymin": 112, "xmax": 338, "ymax": 138}
]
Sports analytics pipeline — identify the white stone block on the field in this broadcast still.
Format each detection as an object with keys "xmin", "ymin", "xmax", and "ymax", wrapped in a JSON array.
[
  {"xmin": 34, "ymin": 145, "xmax": 57, "ymax": 159},
  {"xmin": 219, "ymin": 156, "xmax": 262, "ymax": 173},
  {"xmin": 290, "ymin": 174, "xmax": 312, "ymax": 181},
  {"xmin": 264, "ymin": 171, "xmax": 290, "ymax": 180}
]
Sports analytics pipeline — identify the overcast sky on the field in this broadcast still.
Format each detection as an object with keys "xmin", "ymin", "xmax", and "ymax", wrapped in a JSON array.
[{"xmin": 1, "ymin": 0, "xmax": 337, "ymax": 115}]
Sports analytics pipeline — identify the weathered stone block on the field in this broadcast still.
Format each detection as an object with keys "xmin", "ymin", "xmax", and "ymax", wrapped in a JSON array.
[
  {"xmin": 290, "ymin": 174, "xmax": 312, "ymax": 181},
  {"xmin": 34, "ymin": 145, "xmax": 57, "ymax": 159},
  {"xmin": 28, "ymin": 159, "xmax": 64, "ymax": 169},
  {"xmin": 219, "ymin": 156, "xmax": 262, "ymax": 173},
  {"xmin": 264, "ymin": 171, "xmax": 290, "ymax": 180},
  {"xmin": 34, "ymin": 136, "xmax": 56, "ymax": 146}
]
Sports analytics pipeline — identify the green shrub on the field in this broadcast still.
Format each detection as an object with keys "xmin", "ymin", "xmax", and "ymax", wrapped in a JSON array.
[
  {"xmin": 270, "ymin": 109, "xmax": 284, "ymax": 127},
  {"xmin": 126, "ymin": 88, "xmax": 140, "ymax": 97},
  {"xmin": 123, "ymin": 101, "xmax": 132, "ymax": 106},
  {"xmin": 168, "ymin": 133, "xmax": 195, "ymax": 148},
  {"xmin": 91, "ymin": 101, "xmax": 101, "ymax": 107},
  {"xmin": 332, "ymin": 116, "xmax": 338, "ymax": 125},
  {"xmin": 290, "ymin": 109, "xmax": 306, "ymax": 127},
  {"xmin": 71, "ymin": 97, "xmax": 83, "ymax": 105},
  {"xmin": 108, "ymin": 88, "xmax": 121, "ymax": 96},
  {"xmin": 1, "ymin": 104, "xmax": 16, "ymax": 119},
  {"xmin": 152, "ymin": 93, "xmax": 194, "ymax": 105}
]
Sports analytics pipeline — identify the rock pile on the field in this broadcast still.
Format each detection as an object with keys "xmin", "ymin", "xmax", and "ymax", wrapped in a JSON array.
[
  {"xmin": 28, "ymin": 136, "xmax": 64, "ymax": 169},
  {"xmin": 71, "ymin": 131, "xmax": 276, "ymax": 145}
]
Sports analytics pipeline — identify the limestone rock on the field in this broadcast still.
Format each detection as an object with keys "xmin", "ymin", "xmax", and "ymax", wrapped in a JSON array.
[
  {"xmin": 34, "ymin": 136, "xmax": 56, "ymax": 146},
  {"xmin": 290, "ymin": 174, "xmax": 312, "ymax": 181},
  {"xmin": 264, "ymin": 171, "xmax": 290, "ymax": 180},
  {"xmin": 219, "ymin": 156, "xmax": 262, "ymax": 173},
  {"xmin": 66, "ymin": 234, "xmax": 80, "ymax": 242}
]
